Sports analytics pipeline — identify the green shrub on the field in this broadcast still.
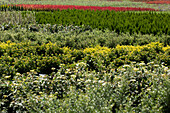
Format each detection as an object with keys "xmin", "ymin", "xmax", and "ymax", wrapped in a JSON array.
[
  {"xmin": 34, "ymin": 10, "xmax": 170, "ymax": 35},
  {"xmin": 0, "ymin": 28, "xmax": 170, "ymax": 49},
  {"xmin": 1, "ymin": 62, "xmax": 169, "ymax": 112}
]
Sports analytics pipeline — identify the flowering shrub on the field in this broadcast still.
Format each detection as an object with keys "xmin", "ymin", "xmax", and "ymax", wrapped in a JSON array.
[
  {"xmin": 0, "ymin": 41, "xmax": 169, "ymax": 78},
  {"xmin": 0, "ymin": 62, "xmax": 170, "ymax": 112}
]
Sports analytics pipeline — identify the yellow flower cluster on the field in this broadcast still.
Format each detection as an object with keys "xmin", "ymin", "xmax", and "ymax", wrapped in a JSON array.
[
  {"xmin": 0, "ymin": 41, "xmax": 15, "ymax": 49},
  {"xmin": 115, "ymin": 42, "xmax": 167, "ymax": 53},
  {"xmin": 0, "ymin": 41, "xmax": 168, "ymax": 53},
  {"xmin": 162, "ymin": 45, "xmax": 170, "ymax": 51},
  {"xmin": 83, "ymin": 45, "xmax": 111, "ymax": 55}
]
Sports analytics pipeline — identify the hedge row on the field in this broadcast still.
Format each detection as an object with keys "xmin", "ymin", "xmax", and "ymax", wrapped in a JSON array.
[
  {"xmin": 0, "ymin": 28, "xmax": 170, "ymax": 49},
  {"xmin": 0, "ymin": 10, "xmax": 170, "ymax": 35},
  {"xmin": 0, "ymin": 41, "xmax": 169, "ymax": 78},
  {"xmin": 33, "ymin": 10, "xmax": 170, "ymax": 35}
]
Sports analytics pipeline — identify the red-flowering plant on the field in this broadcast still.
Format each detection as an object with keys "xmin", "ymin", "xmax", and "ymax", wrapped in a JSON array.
[
  {"xmin": 12, "ymin": 4, "xmax": 157, "ymax": 11},
  {"xmin": 146, "ymin": 1, "xmax": 170, "ymax": 4}
]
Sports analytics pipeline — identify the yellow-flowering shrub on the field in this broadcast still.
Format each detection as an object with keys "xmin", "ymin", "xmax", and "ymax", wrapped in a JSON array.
[{"xmin": 0, "ymin": 41, "xmax": 169, "ymax": 77}]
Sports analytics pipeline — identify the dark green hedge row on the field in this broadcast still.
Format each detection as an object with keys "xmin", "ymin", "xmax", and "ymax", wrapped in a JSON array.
[
  {"xmin": 0, "ymin": 28, "xmax": 170, "ymax": 49},
  {"xmin": 32, "ymin": 10, "xmax": 170, "ymax": 35}
]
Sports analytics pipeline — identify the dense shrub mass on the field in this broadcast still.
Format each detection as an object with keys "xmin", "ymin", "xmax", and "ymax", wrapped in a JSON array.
[
  {"xmin": 0, "ymin": 28, "xmax": 170, "ymax": 48},
  {"xmin": 1, "ymin": 61, "xmax": 170, "ymax": 112},
  {"xmin": 0, "ymin": 41, "xmax": 169, "ymax": 77},
  {"xmin": 33, "ymin": 10, "xmax": 170, "ymax": 35}
]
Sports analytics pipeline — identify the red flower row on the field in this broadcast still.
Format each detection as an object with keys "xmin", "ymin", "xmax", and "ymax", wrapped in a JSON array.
[
  {"xmin": 146, "ymin": 1, "xmax": 170, "ymax": 4},
  {"xmin": 14, "ymin": 4, "xmax": 157, "ymax": 11}
]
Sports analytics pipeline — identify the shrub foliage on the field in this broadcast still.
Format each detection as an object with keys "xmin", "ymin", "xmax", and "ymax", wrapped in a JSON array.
[
  {"xmin": 34, "ymin": 10, "xmax": 170, "ymax": 35},
  {"xmin": 0, "ymin": 62, "xmax": 170, "ymax": 112}
]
